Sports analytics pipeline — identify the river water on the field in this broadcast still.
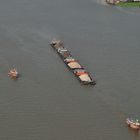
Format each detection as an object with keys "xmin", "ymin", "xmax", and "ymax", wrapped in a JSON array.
[{"xmin": 0, "ymin": 0, "xmax": 140, "ymax": 139}]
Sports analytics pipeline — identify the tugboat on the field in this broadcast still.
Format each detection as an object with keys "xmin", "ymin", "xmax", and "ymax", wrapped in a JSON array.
[
  {"xmin": 50, "ymin": 40, "xmax": 63, "ymax": 50},
  {"xmin": 126, "ymin": 118, "xmax": 140, "ymax": 130},
  {"xmin": 8, "ymin": 68, "xmax": 19, "ymax": 79}
]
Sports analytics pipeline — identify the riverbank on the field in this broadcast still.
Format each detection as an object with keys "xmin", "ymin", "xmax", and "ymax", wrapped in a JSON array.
[
  {"xmin": 106, "ymin": 0, "xmax": 140, "ymax": 6},
  {"xmin": 116, "ymin": 2, "xmax": 140, "ymax": 7}
]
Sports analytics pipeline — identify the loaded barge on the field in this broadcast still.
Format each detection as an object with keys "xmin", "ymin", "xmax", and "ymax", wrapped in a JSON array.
[{"xmin": 50, "ymin": 40, "xmax": 96, "ymax": 85}]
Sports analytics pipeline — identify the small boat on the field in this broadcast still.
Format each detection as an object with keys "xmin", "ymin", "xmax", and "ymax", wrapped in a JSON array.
[
  {"xmin": 50, "ymin": 40, "xmax": 63, "ymax": 49},
  {"xmin": 8, "ymin": 68, "xmax": 19, "ymax": 78},
  {"xmin": 105, "ymin": 0, "xmax": 120, "ymax": 5},
  {"xmin": 126, "ymin": 118, "xmax": 140, "ymax": 130}
]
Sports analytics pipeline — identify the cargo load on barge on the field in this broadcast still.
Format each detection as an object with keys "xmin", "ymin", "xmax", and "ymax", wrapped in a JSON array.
[{"xmin": 50, "ymin": 40, "xmax": 96, "ymax": 85}]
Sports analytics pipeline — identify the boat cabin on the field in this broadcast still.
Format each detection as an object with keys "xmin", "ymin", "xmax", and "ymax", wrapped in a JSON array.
[
  {"xmin": 8, "ymin": 68, "xmax": 19, "ymax": 79},
  {"xmin": 64, "ymin": 57, "xmax": 75, "ymax": 63},
  {"xmin": 50, "ymin": 40, "xmax": 63, "ymax": 49}
]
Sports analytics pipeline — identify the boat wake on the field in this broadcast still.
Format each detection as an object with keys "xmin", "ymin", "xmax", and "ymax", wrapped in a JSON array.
[
  {"xmin": 96, "ymin": 88, "xmax": 126, "ymax": 121},
  {"xmin": 116, "ymin": 6, "xmax": 140, "ymax": 16}
]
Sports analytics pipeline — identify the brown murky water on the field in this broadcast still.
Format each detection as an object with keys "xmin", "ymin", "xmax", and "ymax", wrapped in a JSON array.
[{"xmin": 0, "ymin": 0, "xmax": 140, "ymax": 139}]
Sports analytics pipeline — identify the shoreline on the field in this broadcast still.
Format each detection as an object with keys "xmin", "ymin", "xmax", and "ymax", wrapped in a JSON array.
[
  {"xmin": 106, "ymin": 0, "xmax": 140, "ymax": 7},
  {"xmin": 116, "ymin": 2, "xmax": 140, "ymax": 7}
]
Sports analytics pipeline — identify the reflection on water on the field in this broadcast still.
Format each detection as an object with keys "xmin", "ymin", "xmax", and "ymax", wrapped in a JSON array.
[
  {"xmin": 127, "ymin": 127, "xmax": 139, "ymax": 138},
  {"xmin": 116, "ymin": 6, "xmax": 140, "ymax": 16}
]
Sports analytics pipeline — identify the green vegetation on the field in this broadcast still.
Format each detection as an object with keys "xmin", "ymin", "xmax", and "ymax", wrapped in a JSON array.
[{"xmin": 117, "ymin": 2, "xmax": 140, "ymax": 7}]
